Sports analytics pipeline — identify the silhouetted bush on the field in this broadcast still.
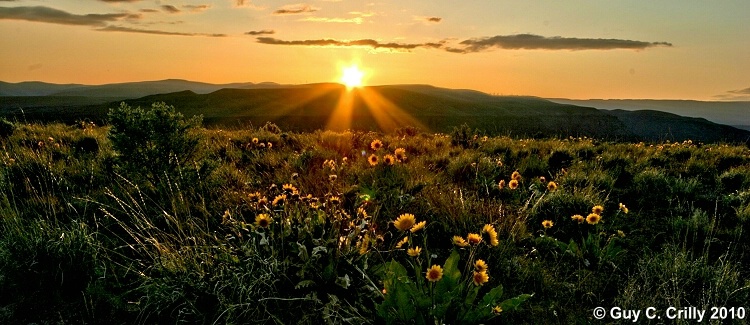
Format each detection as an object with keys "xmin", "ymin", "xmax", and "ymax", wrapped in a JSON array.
[
  {"xmin": 0, "ymin": 118, "xmax": 14, "ymax": 138},
  {"xmin": 72, "ymin": 136, "xmax": 99, "ymax": 155}
]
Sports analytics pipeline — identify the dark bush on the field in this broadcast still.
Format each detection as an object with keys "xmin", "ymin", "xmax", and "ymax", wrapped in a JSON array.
[
  {"xmin": 72, "ymin": 136, "xmax": 100, "ymax": 155},
  {"xmin": 0, "ymin": 118, "xmax": 14, "ymax": 138}
]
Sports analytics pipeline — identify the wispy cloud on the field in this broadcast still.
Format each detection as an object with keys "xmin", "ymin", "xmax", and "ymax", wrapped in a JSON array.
[
  {"xmin": 254, "ymin": 33, "xmax": 673, "ymax": 53},
  {"xmin": 256, "ymin": 37, "xmax": 445, "ymax": 51},
  {"xmin": 273, "ymin": 3, "xmax": 318, "ymax": 15},
  {"xmin": 98, "ymin": 25, "xmax": 226, "ymax": 37},
  {"xmin": 139, "ymin": 8, "xmax": 159, "ymax": 13},
  {"xmin": 456, "ymin": 34, "xmax": 672, "ymax": 52},
  {"xmin": 183, "ymin": 5, "xmax": 211, "ymax": 13},
  {"xmin": 161, "ymin": 5, "xmax": 181, "ymax": 14},
  {"xmin": 0, "ymin": 6, "xmax": 133, "ymax": 26},
  {"xmin": 714, "ymin": 87, "xmax": 750, "ymax": 101},
  {"xmin": 99, "ymin": 0, "xmax": 142, "ymax": 2},
  {"xmin": 300, "ymin": 17, "xmax": 363, "ymax": 24},
  {"xmin": 245, "ymin": 29, "xmax": 275, "ymax": 35},
  {"xmin": 425, "ymin": 17, "xmax": 442, "ymax": 23}
]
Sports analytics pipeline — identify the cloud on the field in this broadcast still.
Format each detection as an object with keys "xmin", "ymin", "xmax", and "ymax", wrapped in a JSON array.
[
  {"xmin": 183, "ymin": 5, "xmax": 211, "ymax": 12},
  {"xmin": 426, "ymin": 17, "xmax": 441, "ymax": 23},
  {"xmin": 0, "ymin": 6, "xmax": 132, "ymax": 26},
  {"xmin": 255, "ymin": 33, "xmax": 673, "ymax": 53},
  {"xmin": 349, "ymin": 11, "xmax": 375, "ymax": 17},
  {"xmin": 273, "ymin": 4, "xmax": 318, "ymax": 15},
  {"xmin": 139, "ymin": 8, "xmax": 159, "ymax": 13},
  {"xmin": 714, "ymin": 87, "xmax": 750, "ymax": 100},
  {"xmin": 456, "ymin": 34, "xmax": 672, "ymax": 52},
  {"xmin": 245, "ymin": 29, "xmax": 275, "ymax": 35},
  {"xmin": 300, "ymin": 17, "xmax": 363, "ymax": 24},
  {"xmin": 256, "ymin": 37, "xmax": 445, "ymax": 51},
  {"xmin": 99, "ymin": 0, "xmax": 142, "ymax": 2},
  {"xmin": 98, "ymin": 25, "xmax": 226, "ymax": 37},
  {"xmin": 161, "ymin": 5, "xmax": 181, "ymax": 14}
]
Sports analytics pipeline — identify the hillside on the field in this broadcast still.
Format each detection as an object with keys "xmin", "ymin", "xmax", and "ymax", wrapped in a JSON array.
[{"xmin": 2, "ymin": 82, "xmax": 749, "ymax": 142}]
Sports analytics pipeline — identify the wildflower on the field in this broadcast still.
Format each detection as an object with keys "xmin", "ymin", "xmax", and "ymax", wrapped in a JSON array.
[
  {"xmin": 255, "ymin": 214, "xmax": 272, "ymax": 228},
  {"xmin": 492, "ymin": 306, "xmax": 503, "ymax": 314},
  {"xmin": 291, "ymin": 173, "xmax": 299, "ymax": 180},
  {"xmin": 498, "ymin": 179, "xmax": 506, "ymax": 190},
  {"xmin": 258, "ymin": 143, "xmax": 265, "ymax": 148},
  {"xmin": 329, "ymin": 196, "xmax": 340, "ymax": 205},
  {"xmin": 571, "ymin": 214, "xmax": 585, "ymax": 224},
  {"xmin": 617, "ymin": 230, "xmax": 626, "ymax": 238},
  {"xmin": 511, "ymin": 170, "xmax": 522, "ymax": 181},
  {"xmin": 482, "ymin": 224, "xmax": 496, "ymax": 234},
  {"xmin": 329, "ymin": 174, "xmax": 338, "ymax": 181},
  {"xmin": 282, "ymin": 183, "xmax": 297, "ymax": 194},
  {"xmin": 473, "ymin": 271, "xmax": 489, "ymax": 286},
  {"xmin": 467, "ymin": 233, "xmax": 482, "ymax": 245},
  {"xmin": 394, "ymin": 148, "xmax": 407, "ymax": 162},
  {"xmin": 359, "ymin": 234, "xmax": 370, "ymax": 255},
  {"xmin": 272, "ymin": 194, "xmax": 286, "ymax": 206},
  {"xmin": 619, "ymin": 203, "xmax": 629, "ymax": 214},
  {"xmin": 368, "ymin": 154, "xmax": 379, "ymax": 166},
  {"xmin": 410, "ymin": 220, "xmax": 427, "ymax": 233},
  {"xmin": 267, "ymin": 142, "xmax": 273, "ymax": 149},
  {"xmin": 252, "ymin": 137, "xmax": 259, "ymax": 144},
  {"xmin": 382, "ymin": 288, "xmax": 387, "ymax": 295},
  {"xmin": 496, "ymin": 160, "xmax": 503, "ymax": 167},
  {"xmin": 474, "ymin": 259, "xmax": 488, "ymax": 273},
  {"xmin": 394, "ymin": 213, "xmax": 416, "ymax": 231},
  {"xmin": 222, "ymin": 209, "xmax": 231, "ymax": 224},
  {"xmin": 395, "ymin": 236, "xmax": 409, "ymax": 248},
  {"xmin": 371, "ymin": 139, "xmax": 383, "ymax": 150},
  {"xmin": 508, "ymin": 179, "xmax": 519, "ymax": 190},
  {"xmin": 425, "ymin": 265, "xmax": 443, "ymax": 282},
  {"xmin": 592, "ymin": 205, "xmax": 604, "ymax": 215},
  {"xmin": 407, "ymin": 246, "xmax": 422, "ymax": 257},
  {"xmin": 383, "ymin": 154, "xmax": 396, "ymax": 165},
  {"xmin": 542, "ymin": 220, "xmax": 554, "ymax": 229},
  {"xmin": 452, "ymin": 235, "xmax": 469, "ymax": 247},
  {"xmin": 547, "ymin": 181, "xmax": 558, "ymax": 191},
  {"xmin": 539, "ymin": 176, "xmax": 546, "ymax": 183},
  {"xmin": 586, "ymin": 213, "xmax": 602, "ymax": 225},
  {"xmin": 482, "ymin": 224, "xmax": 499, "ymax": 246},
  {"xmin": 258, "ymin": 196, "xmax": 269, "ymax": 206}
]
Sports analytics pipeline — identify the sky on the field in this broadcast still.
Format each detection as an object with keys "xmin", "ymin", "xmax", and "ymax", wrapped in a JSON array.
[{"xmin": 1, "ymin": 0, "xmax": 749, "ymax": 100}]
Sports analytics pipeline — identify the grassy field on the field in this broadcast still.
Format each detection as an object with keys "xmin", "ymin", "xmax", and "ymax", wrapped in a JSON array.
[{"xmin": 1, "ymin": 104, "xmax": 749, "ymax": 324}]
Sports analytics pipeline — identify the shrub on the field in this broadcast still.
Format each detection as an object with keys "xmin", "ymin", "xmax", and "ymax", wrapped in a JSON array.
[
  {"xmin": 0, "ymin": 117, "xmax": 14, "ymax": 138},
  {"xmin": 107, "ymin": 102, "xmax": 202, "ymax": 184}
]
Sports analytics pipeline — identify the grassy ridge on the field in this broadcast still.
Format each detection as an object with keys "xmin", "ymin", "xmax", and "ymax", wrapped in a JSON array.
[{"xmin": 1, "ymin": 108, "xmax": 750, "ymax": 323}]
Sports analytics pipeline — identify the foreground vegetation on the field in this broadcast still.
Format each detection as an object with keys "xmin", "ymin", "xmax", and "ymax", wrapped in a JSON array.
[{"xmin": 1, "ymin": 104, "xmax": 749, "ymax": 324}]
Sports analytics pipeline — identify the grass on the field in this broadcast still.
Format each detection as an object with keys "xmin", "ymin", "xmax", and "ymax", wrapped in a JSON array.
[{"xmin": 1, "ymin": 106, "xmax": 749, "ymax": 324}]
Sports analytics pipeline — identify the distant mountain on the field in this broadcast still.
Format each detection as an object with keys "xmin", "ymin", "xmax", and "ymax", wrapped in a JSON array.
[
  {"xmin": 548, "ymin": 99, "xmax": 750, "ymax": 131},
  {"xmin": 3, "ymin": 82, "xmax": 748, "ymax": 142},
  {"xmin": 0, "ymin": 79, "xmax": 283, "ymax": 99}
]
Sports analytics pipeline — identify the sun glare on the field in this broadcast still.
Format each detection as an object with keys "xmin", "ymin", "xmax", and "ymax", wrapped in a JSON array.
[{"xmin": 340, "ymin": 65, "xmax": 364, "ymax": 89}]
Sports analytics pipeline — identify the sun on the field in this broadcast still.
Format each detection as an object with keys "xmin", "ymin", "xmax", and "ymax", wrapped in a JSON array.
[{"xmin": 340, "ymin": 65, "xmax": 364, "ymax": 90}]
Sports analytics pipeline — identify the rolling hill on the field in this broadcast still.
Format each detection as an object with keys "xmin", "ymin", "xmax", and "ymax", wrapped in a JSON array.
[{"xmin": 2, "ymin": 81, "xmax": 749, "ymax": 143}]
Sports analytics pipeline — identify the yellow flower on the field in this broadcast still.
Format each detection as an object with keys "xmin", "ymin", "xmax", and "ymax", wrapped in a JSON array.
[
  {"xmin": 539, "ymin": 176, "xmax": 546, "ymax": 183},
  {"xmin": 474, "ymin": 259, "xmax": 488, "ymax": 273},
  {"xmin": 482, "ymin": 224, "xmax": 496, "ymax": 234},
  {"xmin": 425, "ymin": 265, "xmax": 443, "ymax": 282},
  {"xmin": 282, "ymin": 183, "xmax": 297, "ymax": 194},
  {"xmin": 383, "ymin": 154, "xmax": 396, "ymax": 165},
  {"xmin": 547, "ymin": 181, "xmax": 558, "ymax": 191},
  {"xmin": 483, "ymin": 224, "xmax": 499, "ymax": 246},
  {"xmin": 395, "ymin": 236, "xmax": 409, "ymax": 248},
  {"xmin": 394, "ymin": 148, "xmax": 407, "ymax": 162},
  {"xmin": 492, "ymin": 306, "xmax": 503, "ymax": 314},
  {"xmin": 394, "ymin": 213, "xmax": 416, "ymax": 231},
  {"xmin": 467, "ymin": 233, "xmax": 482, "ymax": 245},
  {"xmin": 473, "ymin": 271, "xmax": 489, "ymax": 286},
  {"xmin": 329, "ymin": 196, "xmax": 340, "ymax": 205},
  {"xmin": 498, "ymin": 179, "xmax": 506, "ymax": 190},
  {"xmin": 368, "ymin": 154, "xmax": 379, "ymax": 166},
  {"xmin": 617, "ymin": 230, "xmax": 626, "ymax": 238},
  {"xmin": 407, "ymin": 246, "xmax": 422, "ymax": 257},
  {"xmin": 255, "ymin": 214, "xmax": 272, "ymax": 228},
  {"xmin": 252, "ymin": 137, "xmax": 259, "ymax": 144},
  {"xmin": 619, "ymin": 203, "xmax": 629, "ymax": 214},
  {"xmin": 410, "ymin": 221, "xmax": 426, "ymax": 233},
  {"xmin": 592, "ymin": 205, "xmax": 604, "ymax": 215},
  {"xmin": 359, "ymin": 234, "xmax": 370, "ymax": 255},
  {"xmin": 329, "ymin": 174, "xmax": 337, "ymax": 181},
  {"xmin": 542, "ymin": 220, "xmax": 554, "ymax": 229},
  {"xmin": 509, "ymin": 179, "xmax": 519, "ymax": 190},
  {"xmin": 511, "ymin": 170, "xmax": 522, "ymax": 181},
  {"xmin": 571, "ymin": 214, "xmax": 585, "ymax": 224},
  {"xmin": 371, "ymin": 139, "xmax": 383, "ymax": 150},
  {"xmin": 272, "ymin": 194, "xmax": 286, "ymax": 206},
  {"xmin": 267, "ymin": 142, "xmax": 273, "ymax": 149},
  {"xmin": 452, "ymin": 235, "xmax": 469, "ymax": 247},
  {"xmin": 586, "ymin": 213, "xmax": 602, "ymax": 225}
]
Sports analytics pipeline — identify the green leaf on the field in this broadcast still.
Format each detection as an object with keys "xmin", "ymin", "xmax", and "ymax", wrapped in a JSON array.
[
  {"xmin": 480, "ymin": 284, "xmax": 504, "ymax": 307},
  {"xmin": 465, "ymin": 285, "xmax": 480, "ymax": 306},
  {"xmin": 499, "ymin": 293, "xmax": 533, "ymax": 312},
  {"xmin": 336, "ymin": 274, "xmax": 351, "ymax": 289},
  {"xmin": 297, "ymin": 242, "xmax": 309, "ymax": 261}
]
